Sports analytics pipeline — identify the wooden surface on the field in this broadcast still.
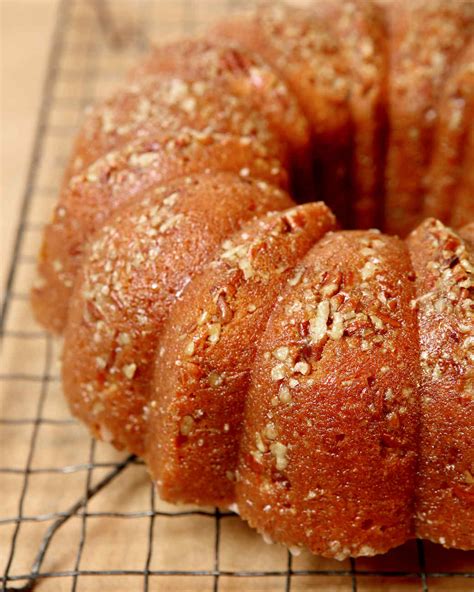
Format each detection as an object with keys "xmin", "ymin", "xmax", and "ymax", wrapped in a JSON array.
[
  {"xmin": 1, "ymin": 0, "xmax": 60, "ymax": 300},
  {"xmin": 1, "ymin": 1, "xmax": 473, "ymax": 591}
]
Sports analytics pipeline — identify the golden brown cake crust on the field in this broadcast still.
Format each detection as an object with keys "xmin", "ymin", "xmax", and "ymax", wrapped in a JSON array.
[
  {"xmin": 385, "ymin": 0, "xmax": 474, "ymax": 236},
  {"xmin": 63, "ymin": 75, "xmax": 289, "ymax": 184},
  {"xmin": 31, "ymin": 128, "xmax": 289, "ymax": 333},
  {"xmin": 424, "ymin": 41, "xmax": 474, "ymax": 227},
  {"xmin": 408, "ymin": 219, "xmax": 474, "ymax": 549},
  {"xmin": 214, "ymin": 4, "xmax": 354, "ymax": 225},
  {"xmin": 128, "ymin": 39, "xmax": 312, "ymax": 173},
  {"xmin": 460, "ymin": 222, "xmax": 474, "ymax": 248},
  {"xmin": 452, "ymin": 110, "xmax": 474, "ymax": 229},
  {"xmin": 311, "ymin": 0, "xmax": 388, "ymax": 229},
  {"xmin": 236, "ymin": 230, "xmax": 420, "ymax": 558},
  {"xmin": 62, "ymin": 173, "xmax": 294, "ymax": 454},
  {"xmin": 146, "ymin": 203, "xmax": 336, "ymax": 506}
]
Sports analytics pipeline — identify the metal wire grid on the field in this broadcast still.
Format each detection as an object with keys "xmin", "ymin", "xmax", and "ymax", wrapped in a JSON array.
[{"xmin": 1, "ymin": 1, "xmax": 473, "ymax": 590}]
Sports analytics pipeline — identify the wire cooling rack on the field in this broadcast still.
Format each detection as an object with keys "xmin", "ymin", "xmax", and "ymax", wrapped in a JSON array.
[{"xmin": 1, "ymin": 1, "xmax": 474, "ymax": 590}]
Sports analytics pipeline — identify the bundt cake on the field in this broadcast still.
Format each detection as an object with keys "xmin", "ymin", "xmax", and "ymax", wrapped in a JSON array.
[{"xmin": 31, "ymin": 0, "xmax": 473, "ymax": 559}]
